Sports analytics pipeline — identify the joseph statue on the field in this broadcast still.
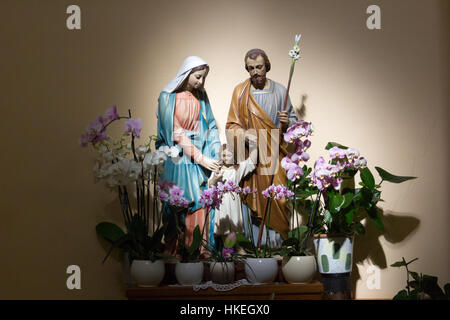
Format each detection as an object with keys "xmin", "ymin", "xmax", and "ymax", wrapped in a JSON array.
[{"xmin": 226, "ymin": 49, "xmax": 298, "ymax": 244}]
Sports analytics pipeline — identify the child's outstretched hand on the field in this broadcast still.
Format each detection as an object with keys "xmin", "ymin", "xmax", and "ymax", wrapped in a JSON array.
[{"xmin": 209, "ymin": 170, "xmax": 223, "ymax": 187}]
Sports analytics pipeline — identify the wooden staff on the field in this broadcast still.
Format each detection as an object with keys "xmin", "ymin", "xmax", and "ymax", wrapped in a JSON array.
[{"xmin": 256, "ymin": 34, "xmax": 302, "ymax": 248}]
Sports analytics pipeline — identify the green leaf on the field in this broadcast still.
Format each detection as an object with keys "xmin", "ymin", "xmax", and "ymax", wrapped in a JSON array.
[
  {"xmin": 96, "ymin": 222, "xmax": 125, "ymax": 243},
  {"xmin": 187, "ymin": 225, "xmax": 201, "ymax": 255},
  {"xmin": 323, "ymin": 210, "xmax": 333, "ymax": 225},
  {"xmin": 393, "ymin": 289, "xmax": 409, "ymax": 300},
  {"xmin": 391, "ymin": 260, "xmax": 407, "ymax": 268},
  {"xmin": 282, "ymin": 238, "xmax": 299, "ymax": 247},
  {"xmin": 345, "ymin": 209, "xmax": 355, "ymax": 225},
  {"xmin": 372, "ymin": 189, "xmax": 381, "ymax": 205},
  {"xmin": 353, "ymin": 221, "xmax": 366, "ymax": 235},
  {"xmin": 297, "ymin": 189, "xmax": 317, "ymax": 199},
  {"xmin": 368, "ymin": 206, "xmax": 384, "ymax": 231},
  {"xmin": 151, "ymin": 220, "xmax": 168, "ymax": 246},
  {"xmin": 375, "ymin": 167, "xmax": 417, "ymax": 184},
  {"xmin": 236, "ymin": 233, "xmax": 251, "ymax": 244},
  {"xmin": 288, "ymin": 226, "xmax": 308, "ymax": 240},
  {"xmin": 360, "ymin": 167, "xmax": 375, "ymax": 191},
  {"xmin": 421, "ymin": 275, "xmax": 445, "ymax": 299},
  {"xmin": 279, "ymin": 248, "xmax": 293, "ymax": 256},
  {"xmin": 409, "ymin": 271, "xmax": 421, "ymax": 282},
  {"xmin": 342, "ymin": 192, "xmax": 354, "ymax": 209},
  {"xmin": 102, "ymin": 234, "xmax": 129, "ymax": 263},
  {"xmin": 329, "ymin": 194, "xmax": 345, "ymax": 214},
  {"xmin": 236, "ymin": 233, "xmax": 256, "ymax": 253},
  {"xmin": 408, "ymin": 280, "xmax": 420, "ymax": 290},
  {"xmin": 325, "ymin": 142, "xmax": 348, "ymax": 150},
  {"xmin": 444, "ymin": 283, "xmax": 450, "ymax": 298}
]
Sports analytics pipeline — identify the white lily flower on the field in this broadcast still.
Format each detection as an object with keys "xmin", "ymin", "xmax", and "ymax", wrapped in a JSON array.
[
  {"xmin": 289, "ymin": 34, "xmax": 302, "ymax": 60},
  {"xmin": 289, "ymin": 50, "xmax": 300, "ymax": 60}
]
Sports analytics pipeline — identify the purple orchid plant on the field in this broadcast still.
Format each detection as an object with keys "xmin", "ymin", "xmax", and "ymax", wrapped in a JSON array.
[
  {"xmin": 236, "ymin": 184, "xmax": 294, "ymax": 258},
  {"xmin": 199, "ymin": 181, "xmax": 257, "ymax": 261},
  {"xmin": 309, "ymin": 141, "xmax": 416, "ymax": 237},
  {"xmin": 80, "ymin": 105, "xmax": 189, "ymax": 262},
  {"xmin": 279, "ymin": 120, "xmax": 417, "ymax": 257}
]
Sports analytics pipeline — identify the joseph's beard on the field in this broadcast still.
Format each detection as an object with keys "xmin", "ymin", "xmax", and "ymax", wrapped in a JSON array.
[{"xmin": 251, "ymin": 75, "xmax": 266, "ymax": 90}]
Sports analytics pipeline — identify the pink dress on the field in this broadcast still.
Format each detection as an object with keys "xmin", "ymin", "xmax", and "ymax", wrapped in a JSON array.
[{"xmin": 173, "ymin": 91, "xmax": 209, "ymax": 251}]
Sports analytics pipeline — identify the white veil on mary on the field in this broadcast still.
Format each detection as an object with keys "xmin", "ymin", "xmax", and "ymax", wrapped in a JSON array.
[{"xmin": 162, "ymin": 56, "xmax": 209, "ymax": 93}]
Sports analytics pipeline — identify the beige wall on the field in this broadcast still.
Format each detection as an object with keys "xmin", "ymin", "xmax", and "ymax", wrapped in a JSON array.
[{"xmin": 0, "ymin": 0, "xmax": 448, "ymax": 299}]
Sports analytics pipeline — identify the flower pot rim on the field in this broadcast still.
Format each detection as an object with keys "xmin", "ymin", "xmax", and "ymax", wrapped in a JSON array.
[
  {"xmin": 131, "ymin": 259, "xmax": 164, "ymax": 263},
  {"xmin": 313, "ymin": 233, "xmax": 354, "ymax": 239},
  {"xmin": 284, "ymin": 254, "xmax": 316, "ymax": 259},
  {"xmin": 245, "ymin": 257, "xmax": 277, "ymax": 261}
]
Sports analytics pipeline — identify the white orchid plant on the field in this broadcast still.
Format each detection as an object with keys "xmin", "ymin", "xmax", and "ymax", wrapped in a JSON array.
[{"xmin": 80, "ymin": 105, "xmax": 190, "ymax": 262}]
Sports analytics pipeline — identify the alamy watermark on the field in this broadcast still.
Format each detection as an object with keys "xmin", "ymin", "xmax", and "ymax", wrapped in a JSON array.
[
  {"xmin": 66, "ymin": 265, "xmax": 81, "ymax": 290},
  {"xmin": 66, "ymin": 5, "xmax": 81, "ymax": 30},
  {"xmin": 366, "ymin": 5, "xmax": 381, "ymax": 30}
]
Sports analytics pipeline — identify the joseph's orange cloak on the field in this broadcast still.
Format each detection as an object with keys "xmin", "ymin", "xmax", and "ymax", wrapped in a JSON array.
[{"xmin": 226, "ymin": 79, "xmax": 289, "ymax": 239}]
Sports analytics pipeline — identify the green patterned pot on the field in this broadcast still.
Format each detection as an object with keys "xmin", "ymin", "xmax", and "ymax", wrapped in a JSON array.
[
  {"xmin": 313, "ymin": 235, "xmax": 354, "ymax": 274},
  {"xmin": 313, "ymin": 234, "xmax": 354, "ymax": 299}
]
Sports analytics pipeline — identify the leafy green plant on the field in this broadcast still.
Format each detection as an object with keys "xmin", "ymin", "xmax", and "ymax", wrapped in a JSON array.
[
  {"xmin": 96, "ymin": 216, "xmax": 169, "ymax": 263},
  {"xmin": 311, "ymin": 142, "xmax": 417, "ymax": 236},
  {"xmin": 82, "ymin": 105, "xmax": 191, "ymax": 264},
  {"xmin": 391, "ymin": 257, "xmax": 450, "ymax": 300},
  {"xmin": 281, "ymin": 119, "xmax": 417, "ymax": 260},
  {"xmin": 235, "ymin": 233, "xmax": 274, "ymax": 258},
  {"xmin": 279, "ymin": 226, "xmax": 312, "ymax": 256},
  {"xmin": 203, "ymin": 233, "xmax": 245, "ymax": 264},
  {"xmin": 176, "ymin": 225, "xmax": 203, "ymax": 263}
]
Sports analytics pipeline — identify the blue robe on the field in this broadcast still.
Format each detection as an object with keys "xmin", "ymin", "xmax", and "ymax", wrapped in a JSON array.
[{"xmin": 156, "ymin": 90, "xmax": 221, "ymax": 240}]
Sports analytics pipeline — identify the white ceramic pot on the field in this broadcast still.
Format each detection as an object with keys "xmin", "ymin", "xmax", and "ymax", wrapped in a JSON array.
[
  {"xmin": 209, "ymin": 262, "xmax": 235, "ymax": 284},
  {"xmin": 245, "ymin": 258, "xmax": 278, "ymax": 284},
  {"xmin": 130, "ymin": 259, "xmax": 165, "ymax": 287},
  {"xmin": 313, "ymin": 235, "xmax": 354, "ymax": 274},
  {"xmin": 175, "ymin": 262, "xmax": 204, "ymax": 285},
  {"xmin": 281, "ymin": 255, "xmax": 317, "ymax": 284}
]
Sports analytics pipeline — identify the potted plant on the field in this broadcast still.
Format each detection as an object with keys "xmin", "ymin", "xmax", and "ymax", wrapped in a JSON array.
[
  {"xmin": 278, "ymin": 226, "xmax": 317, "ymax": 284},
  {"xmin": 279, "ymin": 120, "xmax": 318, "ymax": 283},
  {"xmin": 80, "ymin": 105, "xmax": 186, "ymax": 287},
  {"xmin": 235, "ymin": 185, "xmax": 294, "ymax": 284},
  {"xmin": 391, "ymin": 257, "xmax": 450, "ymax": 300},
  {"xmin": 308, "ymin": 142, "xmax": 417, "ymax": 299},
  {"xmin": 174, "ymin": 225, "xmax": 205, "ymax": 285},
  {"xmin": 205, "ymin": 233, "xmax": 240, "ymax": 284},
  {"xmin": 236, "ymin": 233, "xmax": 278, "ymax": 284},
  {"xmin": 280, "ymin": 120, "xmax": 417, "ymax": 297},
  {"xmin": 197, "ymin": 180, "xmax": 258, "ymax": 284}
]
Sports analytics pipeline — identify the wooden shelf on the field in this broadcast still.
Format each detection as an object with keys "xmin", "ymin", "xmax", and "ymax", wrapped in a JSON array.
[{"xmin": 126, "ymin": 282, "xmax": 323, "ymax": 300}]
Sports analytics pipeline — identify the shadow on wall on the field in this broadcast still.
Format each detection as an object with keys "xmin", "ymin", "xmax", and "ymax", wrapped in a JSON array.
[{"xmin": 352, "ymin": 209, "xmax": 420, "ymax": 297}]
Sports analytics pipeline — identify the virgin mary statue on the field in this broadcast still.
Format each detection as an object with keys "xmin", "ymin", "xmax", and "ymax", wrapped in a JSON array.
[{"xmin": 156, "ymin": 56, "xmax": 221, "ymax": 250}]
